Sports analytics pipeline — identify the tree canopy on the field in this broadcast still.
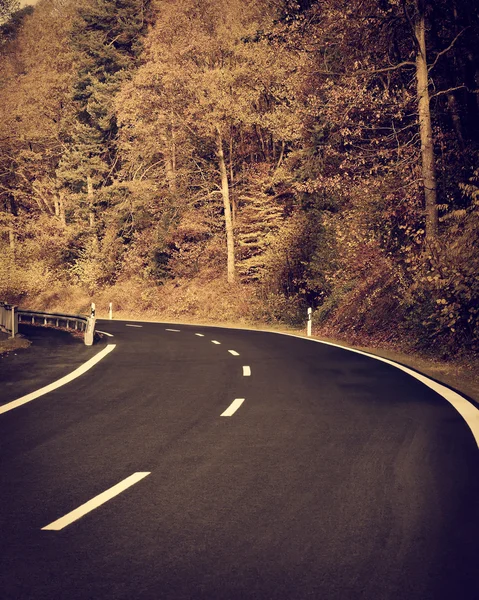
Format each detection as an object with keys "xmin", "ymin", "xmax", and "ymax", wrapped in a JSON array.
[{"xmin": 1, "ymin": 0, "xmax": 478, "ymax": 356}]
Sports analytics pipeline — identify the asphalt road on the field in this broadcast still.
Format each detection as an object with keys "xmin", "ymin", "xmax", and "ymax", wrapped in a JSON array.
[{"xmin": 0, "ymin": 320, "xmax": 478, "ymax": 600}]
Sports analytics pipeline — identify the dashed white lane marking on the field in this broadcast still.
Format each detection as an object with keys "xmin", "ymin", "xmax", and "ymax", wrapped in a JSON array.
[
  {"xmin": 243, "ymin": 366, "xmax": 251, "ymax": 376},
  {"xmin": 0, "ymin": 344, "xmax": 117, "ymax": 416},
  {"xmin": 195, "ymin": 333, "xmax": 205, "ymax": 337},
  {"xmin": 97, "ymin": 330, "xmax": 114, "ymax": 337},
  {"xmin": 228, "ymin": 350, "xmax": 240, "ymax": 356},
  {"xmin": 125, "ymin": 324, "xmax": 142, "ymax": 328},
  {"xmin": 221, "ymin": 399, "xmax": 245, "ymax": 417},
  {"xmin": 211, "ymin": 340, "xmax": 221, "ymax": 345},
  {"xmin": 165, "ymin": 329, "xmax": 181, "ymax": 332},
  {"xmin": 42, "ymin": 472, "xmax": 151, "ymax": 531}
]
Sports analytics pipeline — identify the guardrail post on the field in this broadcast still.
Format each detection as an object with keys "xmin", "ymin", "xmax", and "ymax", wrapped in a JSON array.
[{"xmin": 11, "ymin": 305, "xmax": 17, "ymax": 338}]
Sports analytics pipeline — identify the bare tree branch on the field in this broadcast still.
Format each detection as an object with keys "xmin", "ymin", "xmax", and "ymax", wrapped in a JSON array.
[
  {"xmin": 368, "ymin": 61, "xmax": 416, "ymax": 74},
  {"xmin": 428, "ymin": 28, "xmax": 469, "ymax": 73},
  {"xmin": 313, "ymin": 60, "xmax": 416, "ymax": 78},
  {"xmin": 430, "ymin": 85, "xmax": 479, "ymax": 100}
]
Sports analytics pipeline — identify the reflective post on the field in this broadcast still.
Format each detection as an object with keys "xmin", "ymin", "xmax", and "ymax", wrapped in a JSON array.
[{"xmin": 307, "ymin": 307, "xmax": 312, "ymax": 337}]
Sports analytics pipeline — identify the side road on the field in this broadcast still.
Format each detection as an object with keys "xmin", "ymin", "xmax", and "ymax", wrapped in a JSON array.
[{"xmin": 0, "ymin": 325, "xmax": 107, "ymax": 406}]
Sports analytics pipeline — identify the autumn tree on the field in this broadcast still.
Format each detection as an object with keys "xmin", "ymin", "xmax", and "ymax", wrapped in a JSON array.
[
  {"xmin": 0, "ymin": 0, "xmax": 75, "ymax": 245},
  {"xmin": 0, "ymin": 0, "xmax": 18, "ymax": 23},
  {"xmin": 117, "ymin": 0, "xmax": 300, "ymax": 284}
]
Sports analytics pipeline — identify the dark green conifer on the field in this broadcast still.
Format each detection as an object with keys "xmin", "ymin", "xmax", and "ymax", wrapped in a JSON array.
[{"xmin": 57, "ymin": 0, "xmax": 150, "ymax": 217}]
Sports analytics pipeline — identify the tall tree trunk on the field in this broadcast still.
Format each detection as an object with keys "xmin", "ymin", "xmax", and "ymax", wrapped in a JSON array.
[
  {"xmin": 7, "ymin": 196, "xmax": 16, "ymax": 253},
  {"xmin": 275, "ymin": 140, "xmax": 285, "ymax": 171},
  {"xmin": 216, "ymin": 128, "xmax": 235, "ymax": 283},
  {"xmin": 446, "ymin": 93, "xmax": 465, "ymax": 149},
  {"xmin": 164, "ymin": 146, "xmax": 177, "ymax": 196},
  {"xmin": 87, "ymin": 174, "xmax": 95, "ymax": 228},
  {"xmin": 444, "ymin": 0, "xmax": 464, "ymax": 149},
  {"xmin": 8, "ymin": 225, "xmax": 15, "ymax": 253},
  {"xmin": 59, "ymin": 191, "xmax": 66, "ymax": 227},
  {"xmin": 415, "ymin": 1, "xmax": 438, "ymax": 240},
  {"xmin": 164, "ymin": 119, "xmax": 177, "ymax": 196}
]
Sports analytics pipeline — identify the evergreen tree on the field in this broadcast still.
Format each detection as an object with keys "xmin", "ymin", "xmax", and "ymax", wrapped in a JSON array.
[{"xmin": 57, "ymin": 0, "xmax": 151, "ymax": 229}]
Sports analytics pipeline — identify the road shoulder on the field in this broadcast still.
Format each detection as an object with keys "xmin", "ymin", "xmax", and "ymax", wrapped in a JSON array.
[{"xmin": 0, "ymin": 325, "xmax": 108, "ymax": 406}]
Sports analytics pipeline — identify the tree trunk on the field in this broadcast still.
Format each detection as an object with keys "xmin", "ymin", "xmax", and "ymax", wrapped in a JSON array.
[
  {"xmin": 8, "ymin": 225, "xmax": 15, "ymax": 253},
  {"xmin": 87, "ymin": 174, "xmax": 95, "ymax": 228},
  {"xmin": 7, "ymin": 196, "xmax": 16, "ymax": 253},
  {"xmin": 164, "ymin": 119, "xmax": 177, "ymax": 196},
  {"xmin": 415, "ymin": 1, "xmax": 438, "ymax": 240},
  {"xmin": 447, "ymin": 93, "xmax": 465, "ymax": 149},
  {"xmin": 59, "ymin": 191, "xmax": 66, "ymax": 227},
  {"xmin": 164, "ymin": 146, "xmax": 177, "ymax": 195},
  {"xmin": 216, "ymin": 128, "xmax": 235, "ymax": 283},
  {"xmin": 275, "ymin": 140, "xmax": 285, "ymax": 171}
]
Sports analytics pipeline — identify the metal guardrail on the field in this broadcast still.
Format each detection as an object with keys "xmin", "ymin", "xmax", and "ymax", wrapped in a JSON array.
[
  {"xmin": 0, "ymin": 303, "xmax": 96, "ymax": 346},
  {"xmin": 17, "ymin": 309, "xmax": 88, "ymax": 332},
  {"xmin": 17, "ymin": 309, "xmax": 96, "ymax": 346}
]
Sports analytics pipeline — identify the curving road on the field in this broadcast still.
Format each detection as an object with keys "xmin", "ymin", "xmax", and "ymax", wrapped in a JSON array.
[{"xmin": 0, "ymin": 320, "xmax": 478, "ymax": 599}]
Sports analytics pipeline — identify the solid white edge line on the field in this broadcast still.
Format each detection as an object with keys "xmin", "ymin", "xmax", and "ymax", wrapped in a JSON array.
[
  {"xmin": 42, "ymin": 472, "xmax": 151, "ymax": 531},
  {"xmin": 243, "ymin": 366, "xmax": 251, "ymax": 377},
  {"xmin": 96, "ymin": 330, "xmax": 114, "ymax": 337},
  {"xmin": 221, "ymin": 398, "xmax": 245, "ymax": 417},
  {"xmin": 267, "ymin": 331, "xmax": 479, "ymax": 449},
  {"xmin": 228, "ymin": 350, "xmax": 240, "ymax": 356},
  {"xmin": 125, "ymin": 324, "xmax": 142, "ymax": 328},
  {"xmin": 0, "ymin": 344, "xmax": 117, "ymax": 416}
]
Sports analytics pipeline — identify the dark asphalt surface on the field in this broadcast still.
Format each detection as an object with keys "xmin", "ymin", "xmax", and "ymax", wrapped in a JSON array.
[
  {"xmin": 0, "ymin": 325, "xmax": 108, "ymax": 404},
  {"xmin": 0, "ymin": 320, "xmax": 478, "ymax": 599}
]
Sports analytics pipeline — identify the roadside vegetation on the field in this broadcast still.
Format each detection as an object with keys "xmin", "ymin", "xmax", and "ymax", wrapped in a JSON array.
[
  {"xmin": 0, "ymin": 332, "xmax": 30, "ymax": 355},
  {"xmin": 1, "ymin": 0, "xmax": 478, "ymax": 363}
]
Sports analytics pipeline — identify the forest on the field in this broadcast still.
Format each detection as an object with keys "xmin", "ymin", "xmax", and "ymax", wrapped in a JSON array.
[{"xmin": 0, "ymin": 0, "xmax": 478, "ymax": 358}]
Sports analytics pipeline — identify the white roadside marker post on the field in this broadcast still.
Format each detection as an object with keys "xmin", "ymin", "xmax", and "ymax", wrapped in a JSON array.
[
  {"xmin": 84, "ymin": 302, "xmax": 96, "ymax": 346},
  {"xmin": 307, "ymin": 307, "xmax": 312, "ymax": 337},
  {"xmin": 109, "ymin": 302, "xmax": 113, "ymax": 320}
]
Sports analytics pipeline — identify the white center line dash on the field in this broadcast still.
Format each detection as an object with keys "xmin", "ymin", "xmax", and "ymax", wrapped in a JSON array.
[
  {"xmin": 195, "ymin": 333, "xmax": 205, "ymax": 337},
  {"xmin": 42, "ymin": 472, "xmax": 151, "ymax": 531},
  {"xmin": 221, "ymin": 399, "xmax": 245, "ymax": 417},
  {"xmin": 125, "ymin": 324, "xmax": 142, "ymax": 328},
  {"xmin": 165, "ymin": 329, "xmax": 181, "ymax": 332},
  {"xmin": 228, "ymin": 350, "xmax": 240, "ymax": 356},
  {"xmin": 243, "ymin": 366, "xmax": 251, "ymax": 376},
  {"xmin": 211, "ymin": 340, "xmax": 221, "ymax": 345}
]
